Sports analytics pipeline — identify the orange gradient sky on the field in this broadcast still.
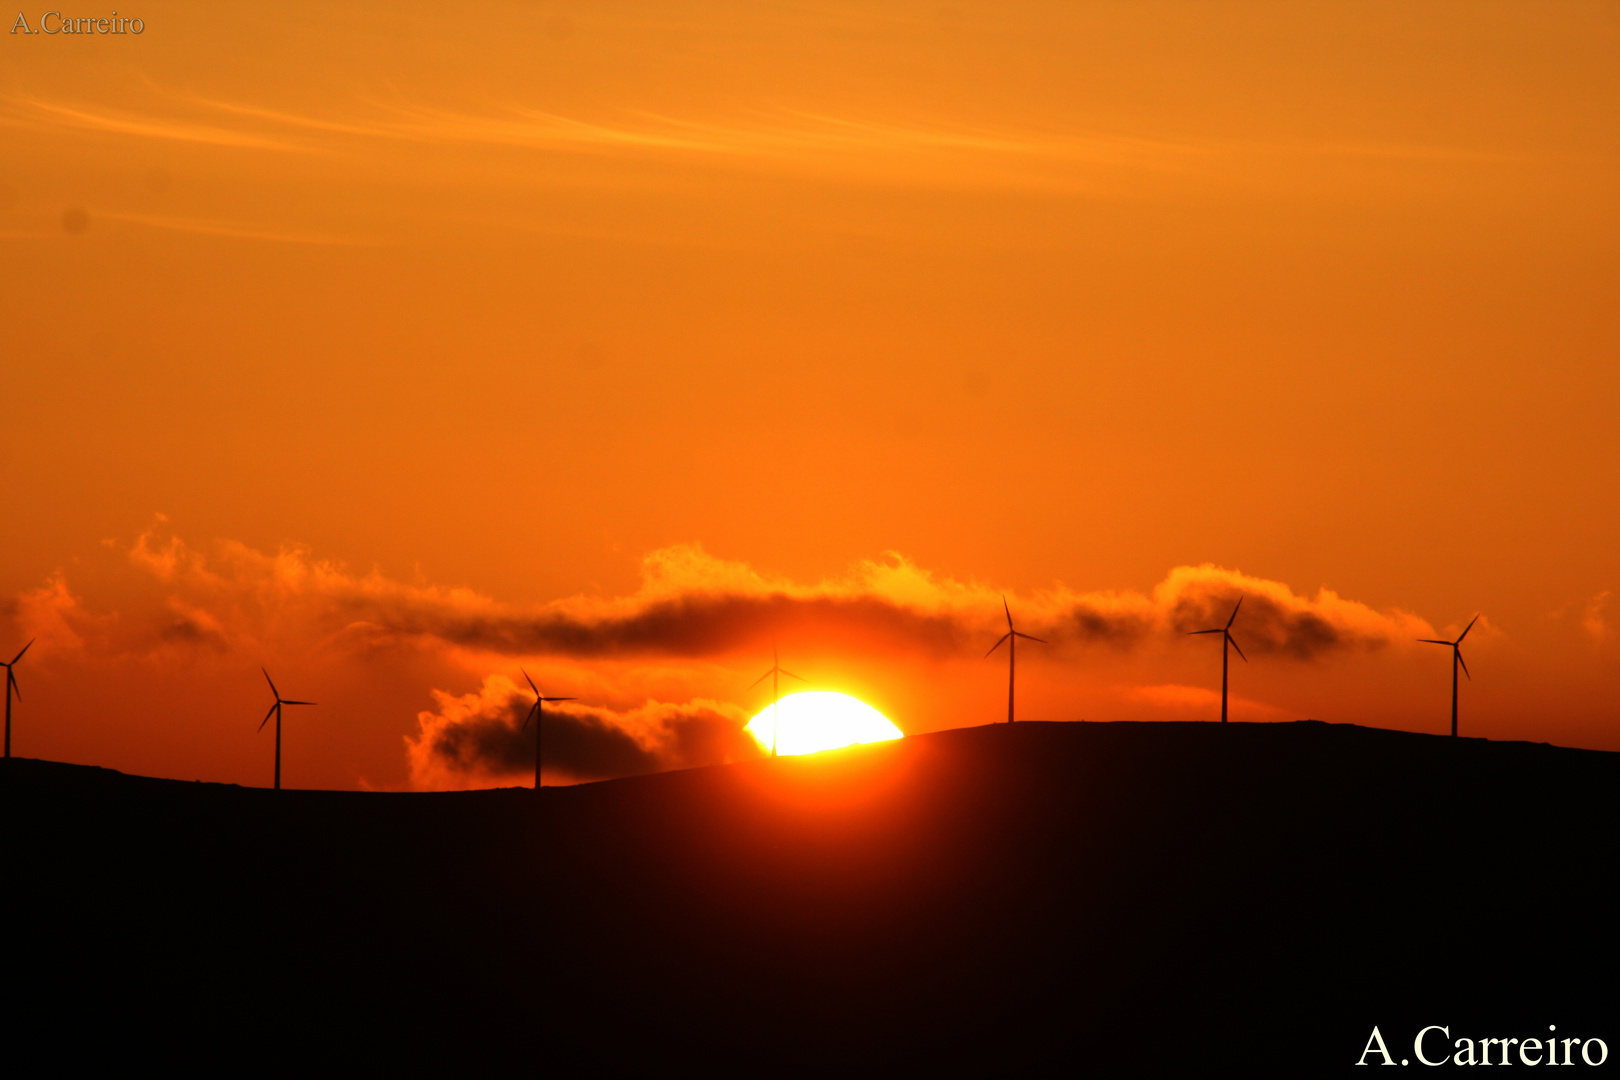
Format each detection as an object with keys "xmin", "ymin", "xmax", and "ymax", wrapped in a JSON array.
[{"xmin": 2, "ymin": 1, "xmax": 1616, "ymax": 788}]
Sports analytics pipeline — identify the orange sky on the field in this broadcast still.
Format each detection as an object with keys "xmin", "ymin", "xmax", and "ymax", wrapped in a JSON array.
[{"xmin": 2, "ymin": 1, "xmax": 1616, "ymax": 788}]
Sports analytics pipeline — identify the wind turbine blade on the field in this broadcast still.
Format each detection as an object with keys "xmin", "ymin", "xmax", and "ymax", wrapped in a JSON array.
[
  {"xmin": 779, "ymin": 669, "xmax": 807, "ymax": 681},
  {"xmin": 1226, "ymin": 597, "xmax": 1243, "ymax": 630},
  {"xmin": 1456, "ymin": 649, "xmax": 1471, "ymax": 680},
  {"xmin": 1189, "ymin": 628, "xmax": 1224, "ymax": 636},
  {"xmin": 262, "ymin": 668, "xmax": 280, "ymax": 699},
  {"xmin": 522, "ymin": 668, "xmax": 540, "ymax": 696},
  {"xmin": 11, "ymin": 639, "xmax": 34, "ymax": 664},
  {"xmin": 985, "ymin": 633, "xmax": 1011, "ymax": 658},
  {"xmin": 1003, "ymin": 596, "xmax": 1016, "ymax": 632},
  {"xmin": 282, "ymin": 700, "xmax": 316, "ymax": 706},
  {"xmin": 1416, "ymin": 639, "xmax": 1451, "ymax": 646},
  {"xmin": 8, "ymin": 671, "xmax": 19, "ymax": 701},
  {"xmin": 257, "ymin": 703, "xmax": 277, "ymax": 732},
  {"xmin": 1228, "ymin": 634, "xmax": 1247, "ymax": 662},
  {"xmin": 543, "ymin": 697, "xmax": 577, "ymax": 703},
  {"xmin": 1457, "ymin": 614, "xmax": 1480, "ymax": 644},
  {"xmin": 1014, "ymin": 632, "xmax": 1047, "ymax": 644},
  {"xmin": 521, "ymin": 702, "xmax": 539, "ymax": 731},
  {"xmin": 749, "ymin": 669, "xmax": 774, "ymax": 689}
]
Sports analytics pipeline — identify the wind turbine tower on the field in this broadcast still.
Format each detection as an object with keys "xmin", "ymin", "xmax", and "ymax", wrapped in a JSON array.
[
  {"xmin": 1189, "ymin": 598, "xmax": 1247, "ymax": 724},
  {"xmin": 258, "ymin": 668, "xmax": 315, "ymax": 791},
  {"xmin": 985, "ymin": 597, "xmax": 1046, "ymax": 724},
  {"xmin": 2, "ymin": 639, "xmax": 33, "ymax": 759},
  {"xmin": 751, "ymin": 646, "xmax": 805, "ymax": 756},
  {"xmin": 522, "ymin": 669, "xmax": 575, "ymax": 790},
  {"xmin": 1419, "ymin": 615, "xmax": 1479, "ymax": 737}
]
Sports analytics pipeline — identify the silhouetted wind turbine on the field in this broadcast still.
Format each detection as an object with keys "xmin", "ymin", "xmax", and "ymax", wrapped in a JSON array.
[
  {"xmin": 751, "ymin": 646, "xmax": 805, "ymax": 756},
  {"xmin": 2, "ymin": 639, "xmax": 33, "ymax": 759},
  {"xmin": 985, "ymin": 597, "xmax": 1045, "ymax": 724},
  {"xmin": 521, "ymin": 669, "xmax": 574, "ymax": 791},
  {"xmin": 1189, "ymin": 598, "xmax": 1246, "ymax": 724},
  {"xmin": 257, "ymin": 668, "xmax": 315, "ymax": 791},
  {"xmin": 1419, "ymin": 614, "xmax": 1479, "ymax": 738}
]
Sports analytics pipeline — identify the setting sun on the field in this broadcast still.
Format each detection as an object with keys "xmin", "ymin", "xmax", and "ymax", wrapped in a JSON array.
[{"xmin": 745, "ymin": 692, "xmax": 903, "ymax": 757}]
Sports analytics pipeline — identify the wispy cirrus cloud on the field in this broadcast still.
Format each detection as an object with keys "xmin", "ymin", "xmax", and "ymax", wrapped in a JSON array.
[
  {"xmin": 97, "ymin": 211, "xmax": 377, "ymax": 246},
  {"xmin": 0, "ymin": 95, "xmax": 309, "ymax": 152},
  {"xmin": 6, "ymin": 83, "xmax": 1508, "ymax": 208},
  {"xmin": 366, "ymin": 102, "xmax": 1201, "ymax": 176},
  {"xmin": 2, "ymin": 87, "xmax": 1206, "ymax": 193}
]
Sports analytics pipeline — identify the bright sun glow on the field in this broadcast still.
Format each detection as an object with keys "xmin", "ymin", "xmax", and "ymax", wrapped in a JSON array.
[{"xmin": 745, "ymin": 691, "xmax": 903, "ymax": 757}]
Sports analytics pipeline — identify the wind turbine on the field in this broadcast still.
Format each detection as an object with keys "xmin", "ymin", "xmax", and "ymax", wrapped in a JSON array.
[
  {"xmin": 1189, "ymin": 598, "xmax": 1246, "ymax": 724},
  {"xmin": 750, "ymin": 646, "xmax": 805, "ymax": 756},
  {"xmin": 1419, "ymin": 614, "xmax": 1479, "ymax": 738},
  {"xmin": 521, "ymin": 669, "xmax": 574, "ymax": 791},
  {"xmin": 257, "ymin": 668, "xmax": 315, "ymax": 791},
  {"xmin": 985, "ymin": 597, "xmax": 1046, "ymax": 724},
  {"xmin": 2, "ymin": 639, "xmax": 33, "ymax": 759}
]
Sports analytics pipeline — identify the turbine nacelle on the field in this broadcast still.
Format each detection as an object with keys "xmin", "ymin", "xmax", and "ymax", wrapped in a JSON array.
[
  {"xmin": 750, "ymin": 645, "xmax": 806, "ymax": 757},
  {"xmin": 257, "ymin": 667, "xmax": 316, "ymax": 731},
  {"xmin": 521, "ymin": 668, "xmax": 576, "ymax": 792},
  {"xmin": 2, "ymin": 638, "xmax": 34, "ymax": 760},
  {"xmin": 986, "ymin": 596, "xmax": 1045, "ymax": 723},
  {"xmin": 1418, "ymin": 614, "xmax": 1480, "ymax": 737},
  {"xmin": 986, "ymin": 595, "xmax": 1048, "ymax": 657},
  {"xmin": 1, "ymin": 638, "xmax": 34, "ymax": 698},
  {"xmin": 1188, "ymin": 597, "xmax": 1247, "ymax": 660},
  {"xmin": 521, "ymin": 668, "xmax": 575, "ymax": 731},
  {"xmin": 1187, "ymin": 598, "xmax": 1246, "ymax": 723},
  {"xmin": 751, "ymin": 644, "xmax": 806, "ymax": 690},
  {"xmin": 254, "ymin": 667, "xmax": 317, "ymax": 791},
  {"xmin": 1418, "ymin": 613, "xmax": 1479, "ymax": 680},
  {"xmin": 751, "ymin": 666, "xmax": 805, "ymax": 689}
]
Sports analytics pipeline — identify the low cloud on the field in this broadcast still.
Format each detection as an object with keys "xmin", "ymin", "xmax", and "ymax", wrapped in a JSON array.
[
  {"xmin": 9, "ymin": 573, "xmax": 92, "ymax": 656},
  {"xmin": 1154, "ymin": 564, "xmax": 1432, "ymax": 659},
  {"xmin": 405, "ymin": 674, "xmax": 758, "ymax": 786},
  {"xmin": 1583, "ymin": 592, "xmax": 1610, "ymax": 642},
  {"xmin": 0, "ymin": 521, "xmax": 1463, "ymax": 788},
  {"xmin": 97, "ymin": 523, "xmax": 1431, "ymax": 666}
]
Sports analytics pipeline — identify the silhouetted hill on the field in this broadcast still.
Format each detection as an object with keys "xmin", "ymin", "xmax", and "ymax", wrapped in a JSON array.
[
  {"xmin": 6, "ymin": 760, "xmax": 540, "ymax": 1068},
  {"xmin": 7, "ymin": 721, "xmax": 1617, "ymax": 1070}
]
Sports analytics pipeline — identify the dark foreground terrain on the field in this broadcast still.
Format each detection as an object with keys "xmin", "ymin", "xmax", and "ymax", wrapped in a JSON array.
[{"xmin": 7, "ymin": 721, "xmax": 1618, "ymax": 1070}]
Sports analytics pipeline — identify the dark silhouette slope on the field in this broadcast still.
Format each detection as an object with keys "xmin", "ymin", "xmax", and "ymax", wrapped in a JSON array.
[
  {"xmin": 7, "ymin": 721, "xmax": 1617, "ymax": 1070},
  {"xmin": 544, "ymin": 721, "xmax": 1618, "ymax": 1070},
  {"xmin": 6, "ymin": 762, "xmax": 540, "ymax": 1068}
]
